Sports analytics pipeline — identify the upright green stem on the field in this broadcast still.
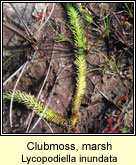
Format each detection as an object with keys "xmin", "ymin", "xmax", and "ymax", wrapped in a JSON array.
[{"xmin": 66, "ymin": 3, "xmax": 87, "ymax": 126}]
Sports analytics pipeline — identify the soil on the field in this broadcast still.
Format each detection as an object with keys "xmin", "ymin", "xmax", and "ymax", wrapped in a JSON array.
[{"xmin": 3, "ymin": 3, "xmax": 134, "ymax": 134}]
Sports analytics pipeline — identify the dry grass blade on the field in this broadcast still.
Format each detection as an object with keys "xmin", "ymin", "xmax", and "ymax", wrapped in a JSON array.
[
  {"xmin": 40, "ymin": 3, "xmax": 49, "ymax": 26},
  {"xmin": 26, "ymin": 42, "xmax": 55, "ymax": 133},
  {"xmin": 3, "ymin": 63, "xmax": 25, "ymax": 86},
  {"xmin": 29, "ymin": 64, "xmax": 72, "ymax": 133},
  {"xmin": 36, "ymin": 3, "xmax": 55, "ymax": 39},
  {"xmin": 3, "ymin": 21, "xmax": 35, "ymax": 45},
  {"xmin": 9, "ymin": 61, "xmax": 28, "ymax": 127},
  {"xmin": 10, "ymin": 3, "xmax": 33, "ymax": 38},
  {"xmin": 37, "ymin": 42, "xmax": 55, "ymax": 101},
  {"xmin": 42, "ymin": 118, "xmax": 54, "ymax": 133},
  {"xmin": 29, "ymin": 67, "xmax": 62, "ymax": 133}
]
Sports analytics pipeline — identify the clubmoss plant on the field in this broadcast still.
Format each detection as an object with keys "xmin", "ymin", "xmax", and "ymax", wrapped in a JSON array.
[
  {"xmin": 3, "ymin": 90, "xmax": 68, "ymax": 125},
  {"xmin": 66, "ymin": 3, "xmax": 87, "ymax": 126},
  {"xmin": 3, "ymin": 3, "xmax": 87, "ymax": 128}
]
